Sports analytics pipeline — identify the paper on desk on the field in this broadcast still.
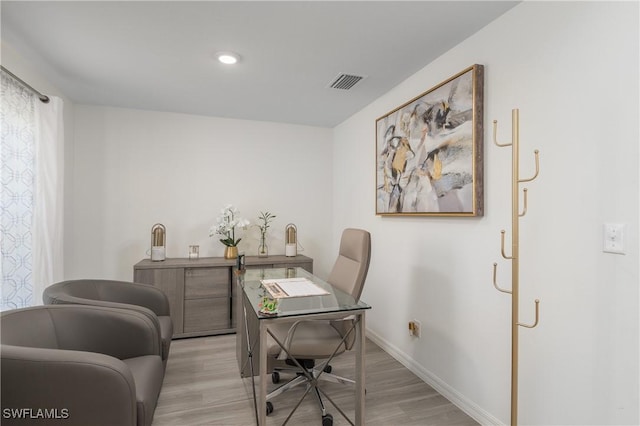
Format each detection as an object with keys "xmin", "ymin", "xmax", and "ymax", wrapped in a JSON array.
[{"xmin": 261, "ymin": 278, "xmax": 330, "ymax": 299}]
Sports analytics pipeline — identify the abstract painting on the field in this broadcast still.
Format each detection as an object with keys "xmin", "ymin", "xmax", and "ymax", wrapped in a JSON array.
[{"xmin": 376, "ymin": 64, "xmax": 484, "ymax": 216}]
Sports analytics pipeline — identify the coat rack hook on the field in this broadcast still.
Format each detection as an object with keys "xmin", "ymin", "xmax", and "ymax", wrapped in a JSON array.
[
  {"xmin": 493, "ymin": 120, "xmax": 513, "ymax": 147},
  {"xmin": 500, "ymin": 230, "xmax": 513, "ymax": 259},
  {"xmin": 519, "ymin": 150, "xmax": 540, "ymax": 183},
  {"xmin": 519, "ymin": 188, "xmax": 528, "ymax": 217},
  {"xmin": 518, "ymin": 299, "xmax": 540, "ymax": 329},
  {"xmin": 492, "ymin": 262, "xmax": 512, "ymax": 294}
]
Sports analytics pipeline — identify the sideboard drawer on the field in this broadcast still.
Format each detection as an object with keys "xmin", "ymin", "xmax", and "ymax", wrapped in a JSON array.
[
  {"xmin": 184, "ymin": 267, "xmax": 229, "ymax": 299},
  {"xmin": 184, "ymin": 298, "xmax": 230, "ymax": 333}
]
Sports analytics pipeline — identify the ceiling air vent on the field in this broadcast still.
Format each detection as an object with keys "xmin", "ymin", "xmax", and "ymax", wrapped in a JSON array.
[{"xmin": 328, "ymin": 73, "xmax": 366, "ymax": 90}]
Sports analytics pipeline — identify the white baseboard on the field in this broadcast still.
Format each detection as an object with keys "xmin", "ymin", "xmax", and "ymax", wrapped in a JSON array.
[{"xmin": 366, "ymin": 328, "xmax": 504, "ymax": 426}]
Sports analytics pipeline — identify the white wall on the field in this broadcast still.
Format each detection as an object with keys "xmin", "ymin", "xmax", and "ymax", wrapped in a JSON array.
[
  {"xmin": 333, "ymin": 2, "xmax": 639, "ymax": 425},
  {"xmin": 71, "ymin": 106, "xmax": 334, "ymax": 280}
]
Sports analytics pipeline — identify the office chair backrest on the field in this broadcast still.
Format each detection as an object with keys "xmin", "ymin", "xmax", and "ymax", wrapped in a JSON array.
[{"xmin": 327, "ymin": 228, "xmax": 371, "ymax": 301}]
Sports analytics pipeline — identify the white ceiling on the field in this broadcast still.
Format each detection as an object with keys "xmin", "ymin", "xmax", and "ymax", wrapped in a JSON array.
[{"xmin": 1, "ymin": 1, "xmax": 518, "ymax": 128}]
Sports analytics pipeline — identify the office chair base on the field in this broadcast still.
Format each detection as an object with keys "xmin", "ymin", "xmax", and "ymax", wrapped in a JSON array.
[
  {"xmin": 322, "ymin": 413, "xmax": 333, "ymax": 426},
  {"xmin": 317, "ymin": 370, "xmax": 355, "ymax": 386},
  {"xmin": 267, "ymin": 382, "xmax": 335, "ymax": 425},
  {"xmin": 272, "ymin": 360, "xmax": 334, "ymax": 384},
  {"xmin": 266, "ymin": 366, "xmax": 354, "ymax": 425},
  {"xmin": 267, "ymin": 375, "xmax": 308, "ymax": 402},
  {"xmin": 272, "ymin": 367, "xmax": 336, "ymax": 384}
]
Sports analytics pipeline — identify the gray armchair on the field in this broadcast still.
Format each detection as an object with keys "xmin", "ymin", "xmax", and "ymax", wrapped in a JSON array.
[
  {"xmin": 43, "ymin": 279, "xmax": 172, "ymax": 365},
  {"xmin": 1, "ymin": 305, "xmax": 164, "ymax": 426},
  {"xmin": 266, "ymin": 228, "xmax": 371, "ymax": 425}
]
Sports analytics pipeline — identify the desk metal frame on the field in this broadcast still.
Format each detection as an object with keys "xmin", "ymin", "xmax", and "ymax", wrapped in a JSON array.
[{"xmin": 238, "ymin": 268, "xmax": 369, "ymax": 426}]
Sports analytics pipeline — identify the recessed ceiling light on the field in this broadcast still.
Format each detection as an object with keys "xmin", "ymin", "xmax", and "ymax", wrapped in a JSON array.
[{"xmin": 216, "ymin": 52, "xmax": 240, "ymax": 65}]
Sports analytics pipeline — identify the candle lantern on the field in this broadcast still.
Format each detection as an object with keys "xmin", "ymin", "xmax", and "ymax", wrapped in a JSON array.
[
  {"xmin": 285, "ymin": 223, "xmax": 297, "ymax": 257},
  {"xmin": 151, "ymin": 223, "xmax": 166, "ymax": 261}
]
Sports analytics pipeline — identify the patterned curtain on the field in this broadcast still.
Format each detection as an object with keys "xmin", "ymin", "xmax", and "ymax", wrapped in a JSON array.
[{"xmin": 1, "ymin": 72, "xmax": 36, "ymax": 310}]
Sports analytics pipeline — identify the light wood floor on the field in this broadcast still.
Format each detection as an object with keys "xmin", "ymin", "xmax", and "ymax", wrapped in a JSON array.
[{"xmin": 153, "ymin": 334, "xmax": 478, "ymax": 426}]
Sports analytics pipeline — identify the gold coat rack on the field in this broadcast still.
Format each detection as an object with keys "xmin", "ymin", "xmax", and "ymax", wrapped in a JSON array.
[{"xmin": 492, "ymin": 109, "xmax": 540, "ymax": 426}]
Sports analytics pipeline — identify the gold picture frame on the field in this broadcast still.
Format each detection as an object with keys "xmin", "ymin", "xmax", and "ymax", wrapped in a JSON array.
[{"xmin": 375, "ymin": 64, "xmax": 484, "ymax": 216}]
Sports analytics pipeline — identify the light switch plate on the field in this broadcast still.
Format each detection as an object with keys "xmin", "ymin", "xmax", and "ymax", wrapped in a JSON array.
[{"xmin": 603, "ymin": 223, "xmax": 626, "ymax": 255}]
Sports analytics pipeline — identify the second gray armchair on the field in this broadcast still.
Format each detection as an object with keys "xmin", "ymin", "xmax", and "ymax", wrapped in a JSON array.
[{"xmin": 43, "ymin": 279, "xmax": 173, "ymax": 365}]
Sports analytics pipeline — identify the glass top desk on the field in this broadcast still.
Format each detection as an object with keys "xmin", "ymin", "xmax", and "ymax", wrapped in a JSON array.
[{"xmin": 235, "ymin": 267, "xmax": 371, "ymax": 425}]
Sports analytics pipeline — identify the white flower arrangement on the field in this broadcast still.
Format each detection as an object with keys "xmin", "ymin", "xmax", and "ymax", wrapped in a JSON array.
[{"xmin": 209, "ymin": 204, "xmax": 250, "ymax": 247}]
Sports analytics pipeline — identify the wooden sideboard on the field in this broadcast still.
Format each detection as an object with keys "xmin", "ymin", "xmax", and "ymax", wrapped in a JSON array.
[{"xmin": 133, "ymin": 255, "xmax": 313, "ymax": 339}]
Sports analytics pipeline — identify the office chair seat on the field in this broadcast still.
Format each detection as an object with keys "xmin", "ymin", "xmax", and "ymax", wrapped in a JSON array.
[{"xmin": 268, "ymin": 321, "xmax": 347, "ymax": 360}]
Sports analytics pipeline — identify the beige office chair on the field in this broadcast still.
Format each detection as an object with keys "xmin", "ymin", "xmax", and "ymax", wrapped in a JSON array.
[{"xmin": 266, "ymin": 228, "xmax": 371, "ymax": 426}]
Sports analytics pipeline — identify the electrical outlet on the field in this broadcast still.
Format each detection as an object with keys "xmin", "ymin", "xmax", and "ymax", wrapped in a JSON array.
[
  {"xmin": 408, "ymin": 320, "xmax": 421, "ymax": 338},
  {"xmin": 603, "ymin": 223, "xmax": 626, "ymax": 255}
]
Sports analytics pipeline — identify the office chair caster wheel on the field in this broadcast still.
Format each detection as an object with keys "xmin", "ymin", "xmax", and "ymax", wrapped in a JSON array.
[
  {"xmin": 272, "ymin": 371, "xmax": 280, "ymax": 383},
  {"xmin": 322, "ymin": 413, "xmax": 333, "ymax": 426},
  {"xmin": 323, "ymin": 365, "xmax": 332, "ymax": 373},
  {"xmin": 266, "ymin": 401, "xmax": 274, "ymax": 416}
]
